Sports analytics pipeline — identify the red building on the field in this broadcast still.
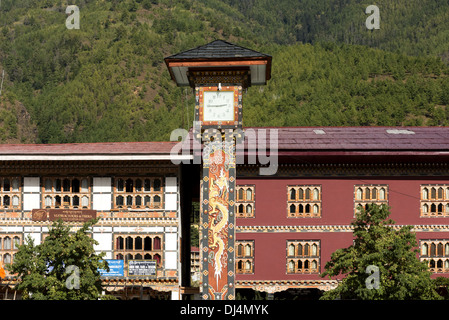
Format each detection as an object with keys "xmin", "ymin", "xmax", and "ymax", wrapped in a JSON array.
[{"xmin": 232, "ymin": 126, "xmax": 449, "ymax": 298}]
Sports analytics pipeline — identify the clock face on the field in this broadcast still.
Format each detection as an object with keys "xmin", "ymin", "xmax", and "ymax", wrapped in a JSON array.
[{"xmin": 203, "ymin": 90, "xmax": 235, "ymax": 122}]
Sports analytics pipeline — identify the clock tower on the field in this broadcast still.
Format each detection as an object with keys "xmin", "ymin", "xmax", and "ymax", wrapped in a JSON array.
[{"xmin": 165, "ymin": 40, "xmax": 271, "ymax": 300}]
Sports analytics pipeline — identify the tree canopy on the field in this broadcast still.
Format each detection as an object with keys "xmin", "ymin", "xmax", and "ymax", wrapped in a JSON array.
[
  {"xmin": 7, "ymin": 218, "xmax": 113, "ymax": 300},
  {"xmin": 320, "ymin": 204, "xmax": 442, "ymax": 300}
]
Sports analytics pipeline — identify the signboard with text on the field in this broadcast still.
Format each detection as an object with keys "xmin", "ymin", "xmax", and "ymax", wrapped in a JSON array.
[
  {"xmin": 32, "ymin": 209, "xmax": 97, "ymax": 222},
  {"xmin": 128, "ymin": 260, "xmax": 157, "ymax": 277},
  {"xmin": 99, "ymin": 259, "xmax": 124, "ymax": 277}
]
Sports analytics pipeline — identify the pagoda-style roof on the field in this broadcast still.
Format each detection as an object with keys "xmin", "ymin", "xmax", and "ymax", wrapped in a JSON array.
[{"xmin": 165, "ymin": 40, "xmax": 272, "ymax": 87}]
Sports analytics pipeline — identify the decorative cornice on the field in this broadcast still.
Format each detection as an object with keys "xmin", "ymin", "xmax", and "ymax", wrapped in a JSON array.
[
  {"xmin": 237, "ymin": 162, "xmax": 449, "ymax": 177},
  {"xmin": 236, "ymin": 224, "xmax": 449, "ymax": 233},
  {"xmin": 236, "ymin": 279, "xmax": 338, "ymax": 292}
]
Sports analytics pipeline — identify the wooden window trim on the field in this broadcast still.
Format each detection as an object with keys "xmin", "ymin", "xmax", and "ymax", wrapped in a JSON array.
[
  {"xmin": 114, "ymin": 177, "xmax": 163, "ymax": 210},
  {"xmin": 236, "ymin": 240, "xmax": 254, "ymax": 274},
  {"xmin": 287, "ymin": 185, "xmax": 322, "ymax": 218},
  {"xmin": 286, "ymin": 240, "xmax": 320, "ymax": 274},
  {"xmin": 420, "ymin": 185, "xmax": 449, "ymax": 217},
  {"xmin": 235, "ymin": 185, "xmax": 255, "ymax": 218}
]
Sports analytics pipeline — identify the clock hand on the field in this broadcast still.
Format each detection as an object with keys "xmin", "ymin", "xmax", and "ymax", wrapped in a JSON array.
[{"xmin": 207, "ymin": 104, "xmax": 228, "ymax": 107}]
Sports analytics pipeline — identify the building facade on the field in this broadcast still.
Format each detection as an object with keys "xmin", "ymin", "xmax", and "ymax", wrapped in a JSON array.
[
  {"xmin": 233, "ymin": 127, "xmax": 449, "ymax": 297},
  {"xmin": 0, "ymin": 141, "xmax": 193, "ymax": 300},
  {"xmin": 1, "ymin": 126, "xmax": 449, "ymax": 299}
]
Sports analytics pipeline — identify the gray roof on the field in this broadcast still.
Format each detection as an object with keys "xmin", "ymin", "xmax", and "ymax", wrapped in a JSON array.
[{"xmin": 165, "ymin": 40, "xmax": 271, "ymax": 60}]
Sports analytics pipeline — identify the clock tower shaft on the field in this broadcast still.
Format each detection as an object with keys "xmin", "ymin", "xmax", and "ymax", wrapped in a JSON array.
[{"xmin": 165, "ymin": 40, "xmax": 272, "ymax": 300}]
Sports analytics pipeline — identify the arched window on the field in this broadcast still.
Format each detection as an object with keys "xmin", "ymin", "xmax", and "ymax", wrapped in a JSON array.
[
  {"xmin": 125, "ymin": 179, "xmax": 133, "ymax": 193},
  {"xmin": 135, "ymin": 179, "xmax": 142, "ymax": 192},
  {"xmin": 290, "ymin": 188, "xmax": 296, "ymax": 201},
  {"xmin": 63, "ymin": 179, "xmax": 70, "ymax": 192},
  {"xmin": 313, "ymin": 188, "xmax": 319, "ymax": 200},
  {"xmin": 144, "ymin": 196, "xmax": 151, "ymax": 207},
  {"xmin": 422, "ymin": 243, "xmax": 428, "ymax": 256},
  {"xmin": 356, "ymin": 188, "xmax": 363, "ymax": 200},
  {"xmin": 4, "ymin": 237, "xmax": 11, "ymax": 250},
  {"xmin": 116, "ymin": 195, "xmax": 124, "ymax": 207},
  {"xmin": 144, "ymin": 237, "xmax": 152, "ymax": 251},
  {"xmin": 238, "ymin": 188, "xmax": 244, "ymax": 201},
  {"xmin": 82, "ymin": 196, "xmax": 89, "ymax": 207},
  {"xmin": 289, "ymin": 204, "xmax": 296, "ymax": 214},
  {"xmin": 11, "ymin": 178, "xmax": 19, "ymax": 191},
  {"xmin": 288, "ymin": 244, "xmax": 295, "ymax": 256},
  {"xmin": 422, "ymin": 188, "xmax": 429, "ymax": 200},
  {"xmin": 379, "ymin": 188, "xmax": 386, "ymax": 200},
  {"xmin": 116, "ymin": 237, "xmax": 124, "ymax": 250},
  {"xmin": 305, "ymin": 188, "xmax": 311, "ymax": 200},
  {"xmin": 246, "ymin": 204, "xmax": 252, "ymax": 214},
  {"xmin": 431, "ymin": 188, "xmax": 437, "ymax": 200},
  {"xmin": 438, "ymin": 187, "xmax": 444, "ymax": 200},
  {"xmin": 125, "ymin": 237, "xmax": 133, "ymax": 250},
  {"xmin": 135, "ymin": 196, "xmax": 142, "ymax": 207},
  {"xmin": 246, "ymin": 188, "xmax": 252, "ymax": 201},
  {"xmin": 73, "ymin": 195, "xmax": 79, "ymax": 207},
  {"xmin": 153, "ymin": 179, "xmax": 161, "ymax": 192},
  {"xmin": 153, "ymin": 237, "xmax": 161, "ymax": 250},
  {"xmin": 372, "ymin": 188, "xmax": 378, "ymax": 200},
  {"xmin": 153, "ymin": 195, "xmax": 161, "ymax": 207},
  {"xmin": 238, "ymin": 244, "xmax": 244, "ymax": 256},
  {"xmin": 135, "ymin": 237, "xmax": 142, "ymax": 250},
  {"xmin": 81, "ymin": 179, "xmax": 89, "ymax": 192},
  {"xmin": 245, "ymin": 244, "xmax": 252, "ymax": 256},
  {"xmin": 72, "ymin": 179, "xmax": 80, "ymax": 193},
  {"xmin": 45, "ymin": 179, "xmax": 53, "ymax": 192},
  {"xmin": 144, "ymin": 179, "xmax": 151, "ymax": 192},
  {"xmin": 3, "ymin": 179, "xmax": 10, "ymax": 192},
  {"xmin": 12, "ymin": 196, "xmax": 19, "ymax": 207},
  {"xmin": 117, "ymin": 179, "xmax": 124, "ymax": 192}
]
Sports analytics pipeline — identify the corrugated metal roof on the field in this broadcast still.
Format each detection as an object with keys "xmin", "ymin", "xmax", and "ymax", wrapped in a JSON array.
[
  {"xmin": 0, "ymin": 141, "xmax": 177, "ymax": 155},
  {"xmin": 242, "ymin": 127, "xmax": 449, "ymax": 151}
]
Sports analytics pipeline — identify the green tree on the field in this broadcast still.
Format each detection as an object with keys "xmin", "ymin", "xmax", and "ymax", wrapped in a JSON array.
[
  {"xmin": 7, "ymin": 218, "xmax": 114, "ymax": 300},
  {"xmin": 320, "ymin": 204, "xmax": 442, "ymax": 300}
]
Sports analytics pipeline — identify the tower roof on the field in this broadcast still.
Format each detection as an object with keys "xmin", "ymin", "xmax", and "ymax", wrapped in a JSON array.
[{"xmin": 164, "ymin": 40, "xmax": 272, "ymax": 87}]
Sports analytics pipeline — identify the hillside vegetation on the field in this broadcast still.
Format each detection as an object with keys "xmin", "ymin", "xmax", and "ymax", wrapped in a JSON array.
[{"xmin": 0, "ymin": 0, "xmax": 448, "ymax": 143}]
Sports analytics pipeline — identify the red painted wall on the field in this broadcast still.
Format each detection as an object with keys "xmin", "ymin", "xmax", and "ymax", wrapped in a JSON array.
[{"xmin": 236, "ymin": 177, "xmax": 449, "ymax": 282}]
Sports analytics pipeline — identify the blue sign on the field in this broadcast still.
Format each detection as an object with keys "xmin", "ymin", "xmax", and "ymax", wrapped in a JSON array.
[{"xmin": 99, "ymin": 259, "xmax": 124, "ymax": 277}]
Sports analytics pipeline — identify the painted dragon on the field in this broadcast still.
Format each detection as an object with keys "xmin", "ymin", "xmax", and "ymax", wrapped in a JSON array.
[{"xmin": 208, "ymin": 168, "xmax": 229, "ymax": 288}]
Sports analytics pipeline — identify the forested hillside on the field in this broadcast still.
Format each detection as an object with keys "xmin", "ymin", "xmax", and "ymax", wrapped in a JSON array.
[{"xmin": 0, "ymin": 0, "xmax": 448, "ymax": 143}]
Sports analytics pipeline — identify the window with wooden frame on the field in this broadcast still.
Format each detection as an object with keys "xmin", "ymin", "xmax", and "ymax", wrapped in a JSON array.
[
  {"xmin": 42, "ymin": 177, "xmax": 90, "ymax": 209},
  {"xmin": 236, "ymin": 240, "xmax": 254, "ymax": 274},
  {"xmin": 354, "ymin": 185, "xmax": 388, "ymax": 215},
  {"xmin": 0, "ymin": 234, "xmax": 21, "ymax": 269},
  {"xmin": 420, "ymin": 240, "xmax": 449, "ymax": 273},
  {"xmin": 286, "ymin": 240, "xmax": 320, "ymax": 274},
  {"xmin": 287, "ymin": 185, "xmax": 321, "ymax": 218},
  {"xmin": 235, "ymin": 185, "xmax": 255, "ymax": 218},
  {"xmin": 114, "ymin": 234, "xmax": 163, "ymax": 268},
  {"xmin": 420, "ymin": 185, "xmax": 449, "ymax": 217},
  {"xmin": 114, "ymin": 177, "xmax": 163, "ymax": 209},
  {"xmin": 0, "ymin": 177, "xmax": 21, "ymax": 210}
]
